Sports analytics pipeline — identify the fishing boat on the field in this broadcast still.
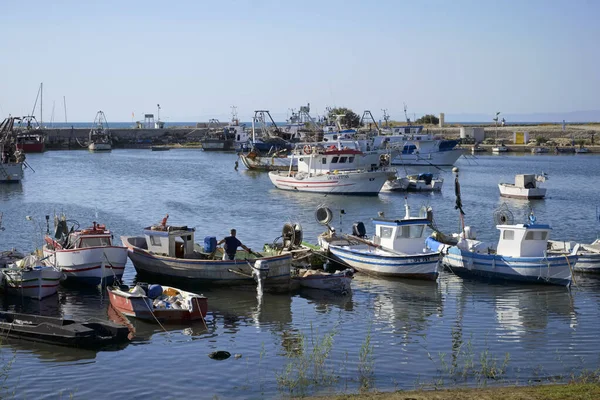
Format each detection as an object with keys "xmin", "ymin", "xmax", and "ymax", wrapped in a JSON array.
[
  {"xmin": 268, "ymin": 143, "xmax": 395, "ymax": 195},
  {"xmin": 531, "ymin": 146, "xmax": 550, "ymax": 154},
  {"xmin": 201, "ymin": 119, "xmax": 235, "ymax": 151},
  {"xmin": 318, "ymin": 203, "xmax": 440, "ymax": 280},
  {"xmin": 88, "ymin": 111, "xmax": 112, "ymax": 152},
  {"xmin": 471, "ymin": 145, "xmax": 486, "ymax": 153},
  {"xmin": 14, "ymin": 116, "xmax": 45, "ymax": 153},
  {"xmin": 107, "ymin": 283, "xmax": 208, "ymax": 322},
  {"xmin": 292, "ymin": 268, "xmax": 353, "ymax": 294},
  {"xmin": 1, "ymin": 255, "xmax": 63, "ymax": 300},
  {"xmin": 498, "ymin": 174, "xmax": 547, "ymax": 199},
  {"xmin": 42, "ymin": 215, "xmax": 128, "ymax": 285},
  {"xmin": 0, "ymin": 311, "xmax": 130, "ymax": 348},
  {"xmin": 0, "ymin": 249, "xmax": 25, "ymax": 268},
  {"xmin": 0, "ymin": 117, "xmax": 26, "ymax": 183},
  {"xmin": 492, "ymin": 144, "xmax": 509, "ymax": 153},
  {"xmin": 151, "ymin": 146, "xmax": 170, "ymax": 151},
  {"xmin": 121, "ymin": 215, "xmax": 292, "ymax": 291},
  {"xmin": 240, "ymin": 148, "xmax": 296, "ymax": 171},
  {"xmin": 548, "ymin": 239, "xmax": 600, "ymax": 273},
  {"xmin": 426, "ymin": 171, "xmax": 574, "ymax": 286},
  {"xmin": 382, "ymin": 173, "xmax": 443, "ymax": 192},
  {"xmin": 575, "ymin": 147, "xmax": 590, "ymax": 154}
]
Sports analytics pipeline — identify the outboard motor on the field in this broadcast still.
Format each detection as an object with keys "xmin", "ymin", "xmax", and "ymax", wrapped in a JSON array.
[{"xmin": 352, "ymin": 222, "xmax": 366, "ymax": 238}]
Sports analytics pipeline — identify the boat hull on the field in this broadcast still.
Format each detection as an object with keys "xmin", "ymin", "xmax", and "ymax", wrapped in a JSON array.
[
  {"xmin": 292, "ymin": 269, "xmax": 353, "ymax": 294},
  {"xmin": 42, "ymin": 245, "xmax": 128, "ymax": 285},
  {"xmin": 122, "ymin": 237, "xmax": 292, "ymax": 291},
  {"xmin": 240, "ymin": 154, "xmax": 296, "ymax": 171},
  {"xmin": 498, "ymin": 184, "xmax": 546, "ymax": 199},
  {"xmin": 1, "ymin": 267, "xmax": 63, "ymax": 299},
  {"xmin": 88, "ymin": 143, "xmax": 112, "ymax": 152},
  {"xmin": 442, "ymin": 246, "xmax": 573, "ymax": 286},
  {"xmin": 268, "ymin": 170, "xmax": 391, "ymax": 195},
  {"xmin": 0, "ymin": 163, "xmax": 24, "ymax": 182},
  {"xmin": 16, "ymin": 142, "xmax": 45, "ymax": 153},
  {"xmin": 390, "ymin": 148, "xmax": 463, "ymax": 166},
  {"xmin": 201, "ymin": 140, "xmax": 234, "ymax": 151},
  {"xmin": 107, "ymin": 287, "xmax": 208, "ymax": 322},
  {"xmin": 327, "ymin": 245, "xmax": 439, "ymax": 280}
]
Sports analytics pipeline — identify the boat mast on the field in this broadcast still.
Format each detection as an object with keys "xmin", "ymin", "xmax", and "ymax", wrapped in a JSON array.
[{"xmin": 40, "ymin": 82, "xmax": 43, "ymax": 127}]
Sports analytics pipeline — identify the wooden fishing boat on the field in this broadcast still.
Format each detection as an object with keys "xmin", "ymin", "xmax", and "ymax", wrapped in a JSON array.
[
  {"xmin": 0, "ymin": 311, "xmax": 130, "ymax": 348},
  {"xmin": 548, "ymin": 239, "xmax": 600, "ymax": 273},
  {"xmin": 1, "ymin": 255, "xmax": 63, "ymax": 299},
  {"xmin": 107, "ymin": 284, "xmax": 208, "ymax": 322},
  {"xmin": 121, "ymin": 216, "xmax": 292, "ymax": 292},
  {"xmin": 43, "ymin": 216, "xmax": 128, "ymax": 285},
  {"xmin": 498, "ymin": 174, "xmax": 547, "ymax": 200},
  {"xmin": 292, "ymin": 268, "xmax": 353, "ymax": 294}
]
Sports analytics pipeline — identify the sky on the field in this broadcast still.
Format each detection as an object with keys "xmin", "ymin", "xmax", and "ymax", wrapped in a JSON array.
[{"xmin": 1, "ymin": 0, "xmax": 598, "ymax": 122}]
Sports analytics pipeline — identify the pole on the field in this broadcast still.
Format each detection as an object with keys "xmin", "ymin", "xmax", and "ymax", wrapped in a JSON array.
[{"xmin": 63, "ymin": 96, "xmax": 67, "ymax": 123}]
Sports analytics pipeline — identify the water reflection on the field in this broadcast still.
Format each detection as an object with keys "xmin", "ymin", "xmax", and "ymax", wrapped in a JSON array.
[
  {"xmin": 0, "ymin": 182, "xmax": 23, "ymax": 200},
  {"xmin": 296, "ymin": 288, "xmax": 354, "ymax": 313}
]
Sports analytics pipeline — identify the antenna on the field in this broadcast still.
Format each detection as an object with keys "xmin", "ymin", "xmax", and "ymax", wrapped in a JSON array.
[{"xmin": 63, "ymin": 96, "xmax": 68, "ymax": 123}]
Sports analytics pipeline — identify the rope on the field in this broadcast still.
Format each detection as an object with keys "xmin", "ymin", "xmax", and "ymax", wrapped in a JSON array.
[
  {"xmin": 141, "ymin": 296, "xmax": 171, "ymax": 340},
  {"xmin": 193, "ymin": 296, "xmax": 209, "ymax": 331},
  {"xmin": 565, "ymin": 254, "xmax": 577, "ymax": 288}
]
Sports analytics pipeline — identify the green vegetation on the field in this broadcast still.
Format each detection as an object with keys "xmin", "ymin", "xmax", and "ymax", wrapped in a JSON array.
[
  {"xmin": 327, "ymin": 108, "xmax": 361, "ymax": 128},
  {"xmin": 415, "ymin": 114, "xmax": 440, "ymax": 125},
  {"xmin": 535, "ymin": 136, "xmax": 549, "ymax": 145}
]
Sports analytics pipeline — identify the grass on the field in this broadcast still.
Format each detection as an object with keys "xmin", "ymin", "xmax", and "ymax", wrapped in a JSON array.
[{"xmin": 304, "ymin": 383, "xmax": 600, "ymax": 400}]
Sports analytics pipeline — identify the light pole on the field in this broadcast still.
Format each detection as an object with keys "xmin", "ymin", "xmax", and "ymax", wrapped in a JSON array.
[{"xmin": 157, "ymin": 104, "xmax": 161, "ymax": 122}]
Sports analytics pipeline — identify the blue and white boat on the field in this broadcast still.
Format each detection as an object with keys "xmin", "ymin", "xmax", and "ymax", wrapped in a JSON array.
[
  {"xmin": 318, "ymin": 202, "xmax": 440, "ymax": 280},
  {"xmin": 427, "ymin": 214, "xmax": 576, "ymax": 286}
]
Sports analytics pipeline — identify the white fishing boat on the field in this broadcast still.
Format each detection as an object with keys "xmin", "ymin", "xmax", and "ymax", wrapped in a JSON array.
[
  {"xmin": 548, "ymin": 239, "xmax": 600, "ymax": 273},
  {"xmin": 2, "ymin": 255, "xmax": 63, "ymax": 300},
  {"xmin": 121, "ymin": 216, "xmax": 292, "ymax": 292},
  {"xmin": 318, "ymin": 203, "xmax": 440, "ymax": 280},
  {"xmin": 498, "ymin": 174, "xmax": 547, "ymax": 199},
  {"xmin": 268, "ymin": 143, "xmax": 396, "ymax": 195},
  {"xmin": 492, "ymin": 144, "xmax": 509, "ymax": 153},
  {"xmin": 240, "ymin": 149, "xmax": 297, "ymax": 171},
  {"xmin": 292, "ymin": 268, "xmax": 353, "ymax": 294},
  {"xmin": 531, "ymin": 146, "xmax": 550, "ymax": 154},
  {"xmin": 43, "ymin": 216, "xmax": 127, "ymax": 285},
  {"xmin": 575, "ymin": 147, "xmax": 590, "ymax": 154},
  {"xmin": 382, "ymin": 173, "xmax": 443, "ymax": 192},
  {"xmin": 1, "ymin": 117, "xmax": 26, "ymax": 183},
  {"xmin": 426, "ymin": 195, "xmax": 574, "ymax": 286},
  {"xmin": 88, "ymin": 111, "xmax": 112, "ymax": 152}
]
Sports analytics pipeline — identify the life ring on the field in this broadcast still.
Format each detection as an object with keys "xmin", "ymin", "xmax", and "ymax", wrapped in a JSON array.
[{"xmin": 303, "ymin": 145, "xmax": 311, "ymax": 155}]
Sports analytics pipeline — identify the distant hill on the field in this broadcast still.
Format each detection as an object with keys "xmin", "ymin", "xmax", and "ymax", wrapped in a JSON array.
[{"xmin": 444, "ymin": 110, "xmax": 600, "ymax": 123}]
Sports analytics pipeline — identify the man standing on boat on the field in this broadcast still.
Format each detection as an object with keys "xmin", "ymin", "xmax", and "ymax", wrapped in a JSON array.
[{"xmin": 218, "ymin": 229, "xmax": 252, "ymax": 260}]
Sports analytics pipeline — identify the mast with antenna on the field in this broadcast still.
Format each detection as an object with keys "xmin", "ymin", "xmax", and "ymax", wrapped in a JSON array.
[
  {"xmin": 63, "ymin": 96, "xmax": 68, "ymax": 123},
  {"xmin": 403, "ymin": 103, "xmax": 411, "ymax": 125}
]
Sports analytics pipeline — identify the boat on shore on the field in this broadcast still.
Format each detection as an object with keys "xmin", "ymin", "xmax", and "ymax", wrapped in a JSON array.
[
  {"xmin": 498, "ymin": 174, "xmax": 547, "ymax": 200},
  {"xmin": 531, "ymin": 146, "xmax": 550, "ymax": 154},
  {"xmin": 43, "ymin": 216, "xmax": 128, "ymax": 285},
  {"xmin": 107, "ymin": 283, "xmax": 208, "ymax": 323},
  {"xmin": 121, "ymin": 216, "xmax": 292, "ymax": 291},
  {"xmin": 318, "ymin": 203, "xmax": 440, "ymax": 280},
  {"xmin": 492, "ymin": 144, "xmax": 509, "ymax": 153},
  {"xmin": 0, "ymin": 311, "xmax": 131, "ymax": 348},
  {"xmin": 88, "ymin": 111, "xmax": 112, "ymax": 152}
]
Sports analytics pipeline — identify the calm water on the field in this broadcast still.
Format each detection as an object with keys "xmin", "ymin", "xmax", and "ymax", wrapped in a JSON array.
[{"xmin": 1, "ymin": 150, "xmax": 600, "ymax": 399}]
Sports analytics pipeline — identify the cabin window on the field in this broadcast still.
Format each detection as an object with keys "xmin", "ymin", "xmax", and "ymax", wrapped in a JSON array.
[
  {"xmin": 322, "ymin": 157, "xmax": 327, "ymax": 164},
  {"xmin": 525, "ymin": 231, "xmax": 548, "ymax": 240},
  {"xmin": 150, "ymin": 235, "xmax": 162, "ymax": 246},
  {"xmin": 348, "ymin": 157, "xmax": 355, "ymax": 163},
  {"xmin": 503, "ymin": 230, "xmax": 514, "ymax": 240},
  {"xmin": 331, "ymin": 156, "xmax": 339, "ymax": 163},
  {"xmin": 397, "ymin": 225, "xmax": 424, "ymax": 238},
  {"xmin": 379, "ymin": 227, "xmax": 393, "ymax": 239},
  {"xmin": 79, "ymin": 237, "xmax": 110, "ymax": 248},
  {"xmin": 339, "ymin": 156, "xmax": 348, "ymax": 163}
]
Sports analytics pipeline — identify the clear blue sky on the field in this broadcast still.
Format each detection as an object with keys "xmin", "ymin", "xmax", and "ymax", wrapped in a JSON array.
[{"xmin": 1, "ymin": 0, "xmax": 598, "ymax": 122}]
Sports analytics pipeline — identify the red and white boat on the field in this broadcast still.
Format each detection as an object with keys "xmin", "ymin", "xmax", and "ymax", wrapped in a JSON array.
[
  {"xmin": 2, "ymin": 255, "xmax": 63, "ymax": 300},
  {"xmin": 14, "ymin": 116, "xmax": 45, "ymax": 153},
  {"xmin": 107, "ymin": 284, "xmax": 208, "ymax": 323},
  {"xmin": 268, "ymin": 142, "xmax": 396, "ymax": 195},
  {"xmin": 43, "ymin": 216, "xmax": 128, "ymax": 285}
]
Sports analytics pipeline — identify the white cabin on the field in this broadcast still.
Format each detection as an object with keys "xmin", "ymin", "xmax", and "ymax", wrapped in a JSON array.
[
  {"xmin": 143, "ymin": 226, "xmax": 195, "ymax": 258},
  {"xmin": 496, "ymin": 224, "xmax": 552, "ymax": 257},
  {"xmin": 370, "ymin": 205, "xmax": 430, "ymax": 254}
]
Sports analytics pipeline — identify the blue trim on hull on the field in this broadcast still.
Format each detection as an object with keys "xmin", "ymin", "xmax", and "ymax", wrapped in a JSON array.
[{"xmin": 445, "ymin": 265, "xmax": 570, "ymax": 286}]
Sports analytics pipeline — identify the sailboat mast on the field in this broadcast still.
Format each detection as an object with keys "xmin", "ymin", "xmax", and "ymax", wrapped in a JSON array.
[{"xmin": 40, "ymin": 82, "xmax": 43, "ymax": 126}]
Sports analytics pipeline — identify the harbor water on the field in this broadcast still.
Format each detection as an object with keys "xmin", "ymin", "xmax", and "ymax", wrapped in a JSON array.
[{"xmin": 1, "ymin": 150, "xmax": 600, "ymax": 399}]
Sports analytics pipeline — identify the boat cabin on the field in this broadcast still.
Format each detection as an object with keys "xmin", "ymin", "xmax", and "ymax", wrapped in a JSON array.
[
  {"xmin": 513, "ymin": 174, "xmax": 541, "ymax": 189},
  {"xmin": 370, "ymin": 216, "xmax": 430, "ymax": 254},
  {"xmin": 293, "ymin": 142, "xmax": 373, "ymax": 174},
  {"xmin": 143, "ymin": 226, "xmax": 195, "ymax": 258},
  {"xmin": 496, "ymin": 223, "xmax": 552, "ymax": 257}
]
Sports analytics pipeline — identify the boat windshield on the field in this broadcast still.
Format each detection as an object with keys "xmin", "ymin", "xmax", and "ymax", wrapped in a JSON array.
[{"xmin": 79, "ymin": 237, "xmax": 111, "ymax": 248}]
